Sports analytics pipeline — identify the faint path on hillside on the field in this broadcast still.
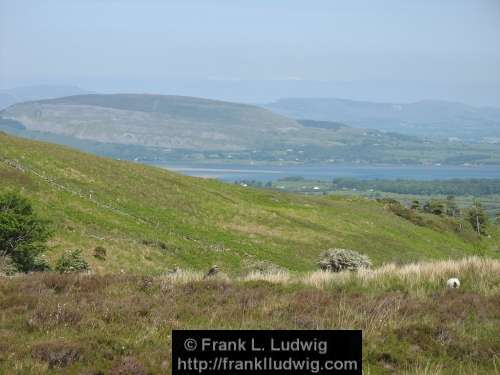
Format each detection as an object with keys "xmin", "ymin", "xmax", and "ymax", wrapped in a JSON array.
[
  {"xmin": 0, "ymin": 156, "xmax": 156, "ymax": 227},
  {"xmin": 0, "ymin": 156, "xmax": 240, "ymax": 252}
]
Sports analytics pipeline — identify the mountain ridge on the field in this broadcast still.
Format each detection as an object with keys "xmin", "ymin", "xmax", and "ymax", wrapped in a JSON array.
[
  {"xmin": 266, "ymin": 97, "xmax": 500, "ymax": 140},
  {"xmin": 2, "ymin": 93, "xmax": 499, "ymax": 166},
  {"xmin": 0, "ymin": 85, "xmax": 91, "ymax": 110},
  {"xmin": 1, "ymin": 93, "xmax": 301, "ymax": 151}
]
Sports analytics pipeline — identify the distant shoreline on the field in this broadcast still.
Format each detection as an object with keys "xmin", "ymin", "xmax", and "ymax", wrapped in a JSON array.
[{"xmin": 154, "ymin": 163, "xmax": 500, "ymax": 182}]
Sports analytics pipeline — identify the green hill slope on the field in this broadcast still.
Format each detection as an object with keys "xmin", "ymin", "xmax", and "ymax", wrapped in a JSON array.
[{"xmin": 0, "ymin": 133, "xmax": 494, "ymax": 274}]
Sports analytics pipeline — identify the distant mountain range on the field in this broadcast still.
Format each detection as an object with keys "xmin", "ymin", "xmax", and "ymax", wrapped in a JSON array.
[
  {"xmin": 266, "ymin": 98, "xmax": 500, "ymax": 141},
  {"xmin": 1, "ymin": 93, "xmax": 499, "ymax": 166},
  {"xmin": 0, "ymin": 85, "xmax": 91, "ymax": 110}
]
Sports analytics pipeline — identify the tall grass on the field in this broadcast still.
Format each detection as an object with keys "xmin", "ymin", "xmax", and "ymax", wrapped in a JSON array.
[
  {"xmin": 303, "ymin": 256, "xmax": 500, "ymax": 295},
  {"xmin": 241, "ymin": 270, "xmax": 291, "ymax": 283},
  {"xmin": 155, "ymin": 257, "xmax": 500, "ymax": 296}
]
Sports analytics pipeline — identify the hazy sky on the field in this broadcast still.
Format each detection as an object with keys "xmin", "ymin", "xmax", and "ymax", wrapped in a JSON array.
[{"xmin": 1, "ymin": 0, "xmax": 499, "ymax": 105}]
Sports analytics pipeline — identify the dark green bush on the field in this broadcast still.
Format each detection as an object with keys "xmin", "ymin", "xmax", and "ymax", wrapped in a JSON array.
[
  {"xmin": 0, "ymin": 192, "xmax": 51, "ymax": 272},
  {"xmin": 55, "ymin": 250, "xmax": 90, "ymax": 273}
]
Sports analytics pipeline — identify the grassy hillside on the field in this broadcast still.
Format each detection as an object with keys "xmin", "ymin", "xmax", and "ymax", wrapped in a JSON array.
[{"xmin": 0, "ymin": 133, "xmax": 497, "ymax": 274}]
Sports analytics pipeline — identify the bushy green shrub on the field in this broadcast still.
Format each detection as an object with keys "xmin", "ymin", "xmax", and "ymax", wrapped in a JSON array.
[
  {"xmin": 318, "ymin": 248, "xmax": 371, "ymax": 272},
  {"xmin": 32, "ymin": 256, "xmax": 51, "ymax": 271},
  {"xmin": 93, "ymin": 246, "xmax": 107, "ymax": 260},
  {"xmin": 0, "ymin": 254, "xmax": 48, "ymax": 274},
  {"xmin": 0, "ymin": 192, "xmax": 52, "ymax": 272},
  {"xmin": 55, "ymin": 250, "xmax": 90, "ymax": 273}
]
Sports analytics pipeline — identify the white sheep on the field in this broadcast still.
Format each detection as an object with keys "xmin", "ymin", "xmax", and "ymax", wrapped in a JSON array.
[{"xmin": 447, "ymin": 278, "xmax": 460, "ymax": 289}]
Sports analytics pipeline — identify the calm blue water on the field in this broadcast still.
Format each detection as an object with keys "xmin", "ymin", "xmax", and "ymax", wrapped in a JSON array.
[{"xmin": 154, "ymin": 163, "xmax": 500, "ymax": 182}]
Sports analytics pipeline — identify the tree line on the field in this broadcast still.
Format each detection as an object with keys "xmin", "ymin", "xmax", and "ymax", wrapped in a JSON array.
[
  {"xmin": 380, "ymin": 196, "xmax": 492, "ymax": 236},
  {"xmin": 330, "ymin": 178, "xmax": 500, "ymax": 196}
]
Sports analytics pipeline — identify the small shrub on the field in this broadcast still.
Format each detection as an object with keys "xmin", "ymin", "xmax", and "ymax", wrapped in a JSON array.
[
  {"xmin": 31, "ymin": 340, "xmax": 82, "ymax": 368},
  {"xmin": 137, "ymin": 276, "xmax": 154, "ymax": 293},
  {"xmin": 379, "ymin": 198, "xmax": 425, "ymax": 226},
  {"xmin": 93, "ymin": 246, "xmax": 107, "ymax": 260},
  {"xmin": 423, "ymin": 199, "xmax": 446, "ymax": 216},
  {"xmin": 0, "ymin": 255, "xmax": 18, "ymax": 275},
  {"xmin": 318, "ymin": 248, "xmax": 372, "ymax": 272},
  {"xmin": 32, "ymin": 255, "xmax": 51, "ymax": 271},
  {"xmin": 157, "ymin": 241, "xmax": 168, "ymax": 250},
  {"xmin": 55, "ymin": 250, "xmax": 90, "ymax": 273},
  {"xmin": 204, "ymin": 265, "xmax": 220, "ymax": 278}
]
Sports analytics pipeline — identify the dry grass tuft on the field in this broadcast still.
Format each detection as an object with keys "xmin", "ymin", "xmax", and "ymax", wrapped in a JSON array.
[
  {"xmin": 301, "ymin": 256, "xmax": 500, "ymax": 295},
  {"xmin": 159, "ymin": 268, "xmax": 231, "ymax": 287},
  {"xmin": 160, "ymin": 269, "xmax": 205, "ymax": 284},
  {"xmin": 402, "ymin": 361, "xmax": 444, "ymax": 375},
  {"xmin": 241, "ymin": 270, "xmax": 291, "ymax": 283}
]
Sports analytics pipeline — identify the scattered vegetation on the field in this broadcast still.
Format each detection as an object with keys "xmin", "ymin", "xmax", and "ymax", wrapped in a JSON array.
[
  {"xmin": 55, "ymin": 250, "xmax": 90, "ymax": 273},
  {"xmin": 0, "ymin": 257, "xmax": 498, "ymax": 374},
  {"xmin": 329, "ymin": 178, "xmax": 500, "ymax": 196},
  {"xmin": 269, "ymin": 177, "xmax": 500, "ymax": 219},
  {"xmin": 318, "ymin": 248, "xmax": 372, "ymax": 272},
  {"xmin": 376, "ymin": 196, "xmax": 494, "ymax": 238}
]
